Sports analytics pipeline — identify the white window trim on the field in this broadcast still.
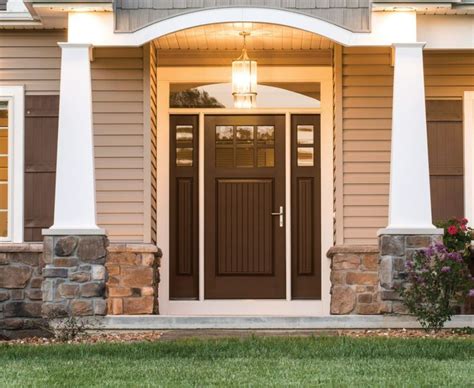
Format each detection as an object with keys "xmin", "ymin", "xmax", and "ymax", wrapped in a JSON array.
[
  {"xmin": 464, "ymin": 91, "xmax": 474, "ymax": 225},
  {"xmin": 0, "ymin": 86, "xmax": 24, "ymax": 243}
]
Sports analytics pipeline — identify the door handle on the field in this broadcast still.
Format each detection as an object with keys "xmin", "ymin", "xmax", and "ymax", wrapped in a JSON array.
[{"xmin": 271, "ymin": 206, "xmax": 284, "ymax": 228}]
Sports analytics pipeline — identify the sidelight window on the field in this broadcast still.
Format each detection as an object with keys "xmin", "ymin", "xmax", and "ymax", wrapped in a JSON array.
[{"xmin": 296, "ymin": 125, "xmax": 315, "ymax": 167}]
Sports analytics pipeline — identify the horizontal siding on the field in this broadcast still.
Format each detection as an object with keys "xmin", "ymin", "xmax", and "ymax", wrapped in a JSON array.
[
  {"xmin": 424, "ymin": 50, "xmax": 474, "ymax": 98},
  {"xmin": 92, "ymin": 47, "xmax": 145, "ymax": 242},
  {"xmin": 0, "ymin": 34, "xmax": 146, "ymax": 242},
  {"xmin": 342, "ymin": 47, "xmax": 392, "ymax": 244},
  {"xmin": 341, "ymin": 48, "xmax": 474, "ymax": 244},
  {"xmin": 0, "ymin": 31, "xmax": 65, "ymax": 94}
]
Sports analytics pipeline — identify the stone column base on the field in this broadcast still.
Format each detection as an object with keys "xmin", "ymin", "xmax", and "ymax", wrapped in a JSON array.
[
  {"xmin": 41, "ymin": 235, "xmax": 108, "ymax": 317},
  {"xmin": 378, "ymin": 233, "xmax": 443, "ymax": 314},
  {"xmin": 327, "ymin": 246, "xmax": 381, "ymax": 314},
  {"xmin": 106, "ymin": 244, "xmax": 162, "ymax": 315}
]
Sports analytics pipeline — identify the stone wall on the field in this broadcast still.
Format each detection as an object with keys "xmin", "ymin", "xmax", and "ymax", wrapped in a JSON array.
[
  {"xmin": 106, "ymin": 244, "xmax": 161, "ymax": 315},
  {"xmin": 41, "ymin": 235, "xmax": 108, "ymax": 317},
  {"xmin": 327, "ymin": 245, "xmax": 383, "ymax": 315},
  {"xmin": 328, "ymin": 234, "xmax": 444, "ymax": 315},
  {"xmin": 0, "ymin": 244, "xmax": 44, "ymax": 339},
  {"xmin": 378, "ymin": 233, "xmax": 443, "ymax": 314}
]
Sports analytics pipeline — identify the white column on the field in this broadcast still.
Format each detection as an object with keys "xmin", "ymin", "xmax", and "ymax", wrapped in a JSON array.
[
  {"xmin": 45, "ymin": 43, "xmax": 104, "ymax": 235},
  {"xmin": 380, "ymin": 43, "xmax": 440, "ymax": 235}
]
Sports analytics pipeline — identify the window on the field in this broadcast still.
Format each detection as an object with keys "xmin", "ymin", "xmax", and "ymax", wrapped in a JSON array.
[
  {"xmin": 170, "ymin": 83, "xmax": 321, "ymax": 109},
  {"xmin": 0, "ymin": 102, "xmax": 8, "ymax": 237},
  {"xmin": 0, "ymin": 86, "xmax": 24, "ymax": 242}
]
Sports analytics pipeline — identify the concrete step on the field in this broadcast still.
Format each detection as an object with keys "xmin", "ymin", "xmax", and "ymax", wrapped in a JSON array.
[{"xmin": 96, "ymin": 315, "xmax": 474, "ymax": 330}]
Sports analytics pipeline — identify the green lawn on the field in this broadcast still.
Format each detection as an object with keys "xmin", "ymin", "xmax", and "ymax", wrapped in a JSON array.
[{"xmin": 1, "ymin": 336, "xmax": 473, "ymax": 387}]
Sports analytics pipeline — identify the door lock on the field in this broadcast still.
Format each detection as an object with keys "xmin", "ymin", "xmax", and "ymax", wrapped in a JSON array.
[{"xmin": 271, "ymin": 206, "xmax": 284, "ymax": 228}]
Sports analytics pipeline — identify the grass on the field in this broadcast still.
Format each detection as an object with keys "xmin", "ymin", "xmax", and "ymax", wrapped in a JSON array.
[{"xmin": 1, "ymin": 336, "xmax": 473, "ymax": 387}]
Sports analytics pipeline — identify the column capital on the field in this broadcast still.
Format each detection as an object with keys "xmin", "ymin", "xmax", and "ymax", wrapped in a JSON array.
[{"xmin": 392, "ymin": 42, "xmax": 426, "ymax": 49}]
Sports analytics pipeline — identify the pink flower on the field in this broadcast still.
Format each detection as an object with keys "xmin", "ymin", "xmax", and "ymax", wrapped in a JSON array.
[
  {"xmin": 461, "ymin": 218, "xmax": 468, "ymax": 225},
  {"xmin": 447, "ymin": 225, "xmax": 458, "ymax": 235},
  {"xmin": 469, "ymin": 289, "xmax": 474, "ymax": 298},
  {"xmin": 461, "ymin": 224, "xmax": 467, "ymax": 231}
]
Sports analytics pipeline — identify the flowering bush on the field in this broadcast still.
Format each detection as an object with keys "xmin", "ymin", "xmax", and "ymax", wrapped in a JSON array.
[
  {"xmin": 435, "ymin": 217, "xmax": 473, "ymax": 257},
  {"xmin": 401, "ymin": 243, "xmax": 474, "ymax": 331}
]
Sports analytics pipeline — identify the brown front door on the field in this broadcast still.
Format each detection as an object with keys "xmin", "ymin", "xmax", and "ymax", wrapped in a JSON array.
[{"xmin": 205, "ymin": 115, "xmax": 286, "ymax": 299}]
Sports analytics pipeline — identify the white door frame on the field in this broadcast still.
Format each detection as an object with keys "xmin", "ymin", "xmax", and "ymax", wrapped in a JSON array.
[
  {"xmin": 156, "ymin": 66, "xmax": 333, "ymax": 315},
  {"xmin": 464, "ymin": 91, "xmax": 474, "ymax": 224}
]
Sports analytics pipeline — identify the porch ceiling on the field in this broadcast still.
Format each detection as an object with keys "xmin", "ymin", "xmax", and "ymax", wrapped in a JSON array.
[{"xmin": 154, "ymin": 23, "xmax": 334, "ymax": 51}]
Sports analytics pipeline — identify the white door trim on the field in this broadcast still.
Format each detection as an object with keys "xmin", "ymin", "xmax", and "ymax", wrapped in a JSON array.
[
  {"xmin": 156, "ymin": 66, "xmax": 333, "ymax": 316},
  {"xmin": 464, "ymin": 92, "xmax": 474, "ymax": 224}
]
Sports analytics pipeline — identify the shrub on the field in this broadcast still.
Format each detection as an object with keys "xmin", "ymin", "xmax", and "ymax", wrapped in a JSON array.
[
  {"xmin": 435, "ymin": 217, "xmax": 473, "ymax": 257},
  {"xmin": 401, "ymin": 243, "xmax": 474, "ymax": 331}
]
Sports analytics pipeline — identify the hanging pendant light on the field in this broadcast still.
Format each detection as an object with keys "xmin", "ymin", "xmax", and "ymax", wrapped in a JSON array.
[{"xmin": 232, "ymin": 31, "xmax": 257, "ymax": 108}]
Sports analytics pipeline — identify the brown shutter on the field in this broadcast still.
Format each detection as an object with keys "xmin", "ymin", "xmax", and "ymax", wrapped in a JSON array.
[
  {"xmin": 24, "ymin": 96, "xmax": 59, "ymax": 242},
  {"xmin": 427, "ymin": 100, "xmax": 464, "ymax": 223}
]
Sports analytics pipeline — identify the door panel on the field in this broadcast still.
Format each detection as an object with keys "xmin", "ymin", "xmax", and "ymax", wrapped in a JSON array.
[
  {"xmin": 216, "ymin": 179, "xmax": 274, "ymax": 275},
  {"xmin": 170, "ymin": 115, "xmax": 199, "ymax": 299},
  {"xmin": 291, "ymin": 115, "xmax": 321, "ymax": 299},
  {"xmin": 205, "ymin": 115, "xmax": 286, "ymax": 299}
]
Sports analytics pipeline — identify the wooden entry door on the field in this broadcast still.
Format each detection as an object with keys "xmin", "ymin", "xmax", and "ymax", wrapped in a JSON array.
[{"xmin": 205, "ymin": 115, "xmax": 286, "ymax": 299}]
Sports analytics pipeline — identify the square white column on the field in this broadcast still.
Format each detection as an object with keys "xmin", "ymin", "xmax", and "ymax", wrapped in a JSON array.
[
  {"xmin": 44, "ymin": 43, "xmax": 104, "ymax": 236},
  {"xmin": 379, "ymin": 43, "xmax": 441, "ymax": 235}
]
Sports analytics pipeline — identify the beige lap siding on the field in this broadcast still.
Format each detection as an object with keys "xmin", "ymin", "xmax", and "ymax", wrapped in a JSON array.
[
  {"xmin": 341, "ymin": 48, "xmax": 474, "ymax": 245},
  {"xmin": 92, "ymin": 47, "xmax": 147, "ymax": 242},
  {"xmin": 0, "ymin": 30, "xmax": 65, "ymax": 94},
  {"xmin": 424, "ymin": 50, "xmax": 474, "ymax": 99},
  {"xmin": 341, "ymin": 47, "xmax": 392, "ymax": 245},
  {"xmin": 0, "ymin": 33, "xmax": 149, "ymax": 242}
]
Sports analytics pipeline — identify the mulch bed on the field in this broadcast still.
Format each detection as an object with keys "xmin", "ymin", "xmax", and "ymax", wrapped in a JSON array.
[{"xmin": 1, "ymin": 328, "xmax": 472, "ymax": 345}]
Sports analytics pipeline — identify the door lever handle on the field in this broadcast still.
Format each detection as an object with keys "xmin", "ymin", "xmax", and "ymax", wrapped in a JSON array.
[{"xmin": 271, "ymin": 206, "xmax": 284, "ymax": 228}]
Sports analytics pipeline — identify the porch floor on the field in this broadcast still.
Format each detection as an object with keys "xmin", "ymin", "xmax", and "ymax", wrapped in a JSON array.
[{"xmin": 98, "ymin": 315, "xmax": 474, "ymax": 330}]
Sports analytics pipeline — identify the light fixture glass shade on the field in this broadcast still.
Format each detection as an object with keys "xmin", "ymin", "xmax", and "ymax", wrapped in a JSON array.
[{"xmin": 232, "ymin": 47, "xmax": 257, "ymax": 108}]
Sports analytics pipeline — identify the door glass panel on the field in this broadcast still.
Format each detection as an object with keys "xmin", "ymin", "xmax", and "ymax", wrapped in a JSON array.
[
  {"xmin": 216, "ymin": 147, "xmax": 234, "ymax": 168},
  {"xmin": 257, "ymin": 148, "xmax": 274, "ymax": 167},
  {"xmin": 297, "ymin": 125, "xmax": 314, "ymax": 145},
  {"xmin": 297, "ymin": 147, "xmax": 314, "ymax": 167},
  {"xmin": 176, "ymin": 147, "xmax": 193, "ymax": 166},
  {"xmin": 257, "ymin": 126, "xmax": 274, "ymax": 144},
  {"xmin": 236, "ymin": 126, "xmax": 254, "ymax": 143},
  {"xmin": 216, "ymin": 126, "xmax": 233, "ymax": 144},
  {"xmin": 236, "ymin": 147, "xmax": 254, "ymax": 167},
  {"xmin": 176, "ymin": 125, "xmax": 193, "ymax": 143}
]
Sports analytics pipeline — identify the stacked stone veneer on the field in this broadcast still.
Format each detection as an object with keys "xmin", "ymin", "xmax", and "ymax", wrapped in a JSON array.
[
  {"xmin": 327, "ymin": 245, "xmax": 382, "ymax": 314},
  {"xmin": 41, "ymin": 235, "xmax": 108, "ymax": 317},
  {"xmin": 0, "ymin": 244, "xmax": 44, "ymax": 339},
  {"xmin": 328, "ymin": 234, "xmax": 444, "ymax": 315},
  {"xmin": 106, "ymin": 244, "xmax": 161, "ymax": 315},
  {"xmin": 378, "ymin": 233, "xmax": 443, "ymax": 314}
]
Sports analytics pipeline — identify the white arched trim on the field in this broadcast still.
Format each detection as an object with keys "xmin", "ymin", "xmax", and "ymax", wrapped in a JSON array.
[{"xmin": 68, "ymin": 8, "xmax": 417, "ymax": 47}]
